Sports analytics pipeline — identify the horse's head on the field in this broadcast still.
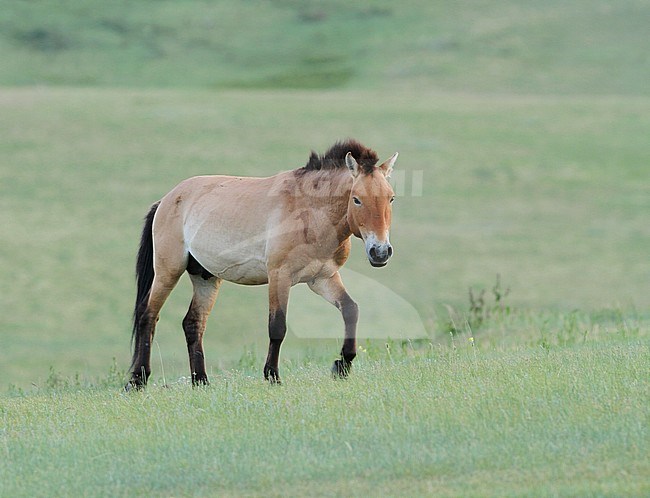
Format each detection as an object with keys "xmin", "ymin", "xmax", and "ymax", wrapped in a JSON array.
[{"xmin": 345, "ymin": 151, "xmax": 398, "ymax": 267}]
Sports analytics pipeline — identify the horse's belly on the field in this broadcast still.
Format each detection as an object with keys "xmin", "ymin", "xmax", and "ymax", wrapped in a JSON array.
[
  {"xmin": 213, "ymin": 259, "xmax": 268, "ymax": 285},
  {"xmin": 184, "ymin": 205, "xmax": 271, "ymax": 284},
  {"xmin": 189, "ymin": 240, "xmax": 269, "ymax": 285}
]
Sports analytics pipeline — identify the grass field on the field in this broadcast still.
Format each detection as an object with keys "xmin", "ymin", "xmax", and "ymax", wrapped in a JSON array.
[
  {"xmin": 1, "ymin": 0, "xmax": 649, "ymax": 495},
  {"xmin": 1, "ymin": 87, "xmax": 648, "ymax": 388},
  {"xmin": 2, "ymin": 337, "xmax": 649, "ymax": 497}
]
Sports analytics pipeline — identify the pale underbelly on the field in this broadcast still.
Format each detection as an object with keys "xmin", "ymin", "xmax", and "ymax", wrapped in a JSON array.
[
  {"xmin": 186, "ymin": 230, "xmax": 269, "ymax": 285},
  {"xmin": 211, "ymin": 259, "xmax": 268, "ymax": 285},
  {"xmin": 192, "ymin": 240, "xmax": 269, "ymax": 285}
]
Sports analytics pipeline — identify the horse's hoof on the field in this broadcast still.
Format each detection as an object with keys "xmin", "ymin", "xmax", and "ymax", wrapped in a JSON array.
[
  {"xmin": 192, "ymin": 375, "xmax": 210, "ymax": 387},
  {"xmin": 263, "ymin": 365, "xmax": 282, "ymax": 384},
  {"xmin": 331, "ymin": 359, "xmax": 351, "ymax": 378},
  {"xmin": 124, "ymin": 380, "xmax": 145, "ymax": 392}
]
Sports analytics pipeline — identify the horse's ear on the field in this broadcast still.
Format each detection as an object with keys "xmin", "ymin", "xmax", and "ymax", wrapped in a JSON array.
[
  {"xmin": 345, "ymin": 152, "xmax": 360, "ymax": 177},
  {"xmin": 378, "ymin": 152, "xmax": 398, "ymax": 178}
]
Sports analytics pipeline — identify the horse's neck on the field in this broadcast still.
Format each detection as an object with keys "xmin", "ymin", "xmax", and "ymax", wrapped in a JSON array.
[
  {"xmin": 294, "ymin": 170, "xmax": 353, "ymax": 241},
  {"xmin": 328, "ymin": 173, "xmax": 353, "ymax": 241}
]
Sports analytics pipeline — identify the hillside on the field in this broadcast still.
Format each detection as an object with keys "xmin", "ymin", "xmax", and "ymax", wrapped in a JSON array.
[{"xmin": 1, "ymin": 0, "xmax": 649, "ymax": 94}]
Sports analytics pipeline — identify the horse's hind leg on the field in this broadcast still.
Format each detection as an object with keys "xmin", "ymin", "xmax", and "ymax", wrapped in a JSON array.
[
  {"xmin": 129, "ymin": 270, "xmax": 183, "ymax": 388},
  {"xmin": 183, "ymin": 273, "xmax": 222, "ymax": 386},
  {"xmin": 308, "ymin": 272, "xmax": 359, "ymax": 377}
]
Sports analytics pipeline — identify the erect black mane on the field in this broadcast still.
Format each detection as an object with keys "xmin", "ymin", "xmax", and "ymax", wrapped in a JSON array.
[{"xmin": 299, "ymin": 139, "xmax": 379, "ymax": 175}]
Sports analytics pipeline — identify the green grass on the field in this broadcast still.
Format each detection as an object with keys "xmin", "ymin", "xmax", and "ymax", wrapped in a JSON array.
[{"xmin": 2, "ymin": 337, "xmax": 648, "ymax": 497}]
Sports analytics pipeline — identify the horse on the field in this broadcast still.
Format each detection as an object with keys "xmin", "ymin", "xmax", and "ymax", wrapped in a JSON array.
[{"xmin": 126, "ymin": 139, "xmax": 398, "ymax": 389}]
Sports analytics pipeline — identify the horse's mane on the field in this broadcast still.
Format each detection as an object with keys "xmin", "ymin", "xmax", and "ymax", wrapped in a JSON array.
[{"xmin": 298, "ymin": 139, "xmax": 379, "ymax": 175}]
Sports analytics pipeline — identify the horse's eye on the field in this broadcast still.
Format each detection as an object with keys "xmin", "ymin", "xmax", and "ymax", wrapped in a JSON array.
[
  {"xmin": 390, "ymin": 196, "xmax": 395, "ymax": 204},
  {"xmin": 353, "ymin": 196, "xmax": 362, "ymax": 206}
]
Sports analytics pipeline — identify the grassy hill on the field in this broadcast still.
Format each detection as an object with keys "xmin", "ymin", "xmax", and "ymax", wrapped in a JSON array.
[{"xmin": 1, "ymin": 0, "xmax": 649, "ymax": 94}]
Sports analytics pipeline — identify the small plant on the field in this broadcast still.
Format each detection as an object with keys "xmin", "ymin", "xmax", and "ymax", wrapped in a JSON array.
[
  {"xmin": 99, "ymin": 358, "xmax": 128, "ymax": 389},
  {"xmin": 45, "ymin": 367, "xmax": 66, "ymax": 390},
  {"xmin": 43, "ymin": 367, "xmax": 82, "ymax": 391},
  {"xmin": 447, "ymin": 274, "xmax": 511, "ymax": 335},
  {"xmin": 468, "ymin": 273, "xmax": 511, "ymax": 331},
  {"xmin": 236, "ymin": 344, "xmax": 259, "ymax": 372},
  {"xmin": 7, "ymin": 384, "xmax": 25, "ymax": 397}
]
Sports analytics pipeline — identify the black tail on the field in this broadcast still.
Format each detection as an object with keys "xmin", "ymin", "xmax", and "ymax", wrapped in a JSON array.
[{"xmin": 132, "ymin": 201, "xmax": 160, "ymax": 344}]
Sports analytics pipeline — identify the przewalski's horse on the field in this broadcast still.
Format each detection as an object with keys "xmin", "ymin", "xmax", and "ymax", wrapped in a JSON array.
[{"xmin": 127, "ymin": 140, "xmax": 397, "ymax": 389}]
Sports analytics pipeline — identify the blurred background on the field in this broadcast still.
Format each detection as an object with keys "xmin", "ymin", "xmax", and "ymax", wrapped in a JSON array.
[{"xmin": 1, "ymin": 0, "xmax": 648, "ymax": 388}]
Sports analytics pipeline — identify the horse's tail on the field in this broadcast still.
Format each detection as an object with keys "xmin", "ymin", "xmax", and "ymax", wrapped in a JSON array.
[{"xmin": 132, "ymin": 201, "xmax": 160, "ymax": 344}]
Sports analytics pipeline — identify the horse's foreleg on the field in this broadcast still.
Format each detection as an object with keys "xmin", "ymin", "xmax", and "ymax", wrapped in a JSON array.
[
  {"xmin": 264, "ymin": 270, "xmax": 291, "ymax": 383},
  {"xmin": 308, "ymin": 272, "xmax": 359, "ymax": 377},
  {"xmin": 183, "ymin": 275, "xmax": 221, "ymax": 386}
]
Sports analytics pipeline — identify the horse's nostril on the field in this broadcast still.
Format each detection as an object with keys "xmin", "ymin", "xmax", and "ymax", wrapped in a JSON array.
[
  {"xmin": 387, "ymin": 245, "xmax": 393, "ymax": 258},
  {"xmin": 369, "ymin": 246, "xmax": 377, "ymax": 259}
]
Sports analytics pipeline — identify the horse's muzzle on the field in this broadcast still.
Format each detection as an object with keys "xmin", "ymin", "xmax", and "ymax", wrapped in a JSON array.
[{"xmin": 367, "ymin": 242, "xmax": 393, "ymax": 267}]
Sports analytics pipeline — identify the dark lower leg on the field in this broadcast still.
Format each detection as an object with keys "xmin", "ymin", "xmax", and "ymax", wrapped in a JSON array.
[
  {"xmin": 341, "ymin": 338, "xmax": 357, "ymax": 364},
  {"xmin": 333, "ymin": 295, "xmax": 358, "ymax": 377},
  {"xmin": 183, "ymin": 275, "xmax": 220, "ymax": 387},
  {"xmin": 127, "ymin": 310, "xmax": 156, "ymax": 389},
  {"xmin": 183, "ymin": 302, "xmax": 209, "ymax": 386},
  {"xmin": 127, "ymin": 269, "xmax": 183, "ymax": 391},
  {"xmin": 264, "ymin": 309, "xmax": 286, "ymax": 383}
]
